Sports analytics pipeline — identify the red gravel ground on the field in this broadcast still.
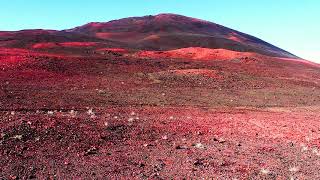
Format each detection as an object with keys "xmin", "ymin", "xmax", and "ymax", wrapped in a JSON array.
[{"xmin": 1, "ymin": 47, "xmax": 320, "ymax": 179}]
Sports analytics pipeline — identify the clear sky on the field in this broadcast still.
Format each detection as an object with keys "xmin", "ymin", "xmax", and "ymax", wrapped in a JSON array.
[{"xmin": 1, "ymin": 0, "xmax": 319, "ymax": 63}]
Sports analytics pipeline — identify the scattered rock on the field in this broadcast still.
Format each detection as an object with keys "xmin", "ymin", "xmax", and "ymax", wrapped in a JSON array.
[
  {"xmin": 218, "ymin": 138, "xmax": 226, "ymax": 143},
  {"xmin": 69, "ymin": 110, "xmax": 77, "ymax": 117},
  {"xmin": 98, "ymin": 89, "xmax": 106, "ymax": 94},
  {"xmin": 161, "ymin": 135, "xmax": 168, "ymax": 140},
  {"xmin": 213, "ymin": 137, "xmax": 226, "ymax": 143},
  {"xmin": 193, "ymin": 143, "xmax": 205, "ymax": 149},
  {"xmin": 312, "ymin": 148, "xmax": 320, "ymax": 156},
  {"xmin": 12, "ymin": 135, "xmax": 23, "ymax": 140},
  {"xmin": 193, "ymin": 158, "xmax": 205, "ymax": 167},
  {"xmin": 128, "ymin": 117, "xmax": 134, "ymax": 123},
  {"xmin": 289, "ymin": 166, "xmax": 299, "ymax": 172},
  {"xmin": 85, "ymin": 147, "xmax": 98, "ymax": 156},
  {"xmin": 47, "ymin": 111, "xmax": 54, "ymax": 115},
  {"xmin": 176, "ymin": 145, "xmax": 188, "ymax": 150},
  {"xmin": 301, "ymin": 144, "xmax": 308, "ymax": 152},
  {"xmin": 196, "ymin": 131, "xmax": 204, "ymax": 136},
  {"xmin": 260, "ymin": 168, "xmax": 270, "ymax": 174}
]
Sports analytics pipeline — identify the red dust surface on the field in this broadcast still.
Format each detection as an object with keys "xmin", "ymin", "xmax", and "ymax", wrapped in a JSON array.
[
  {"xmin": 59, "ymin": 42, "xmax": 98, "ymax": 47},
  {"xmin": 0, "ymin": 14, "xmax": 320, "ymax": 179},
  {"xmin": 0, "ymin": 46, "xmax": 320, "ymax": 179},
  {"xmin": 32, "ymin": 42, "xmax": 99, "ymax": 49},
  {"xmin": 159, "ymin": 69, "xmax": 222, "ymax": 79},
  {"xmin": 135, "ymin": 47, "xmax": 258, "ymax": 60},
  {"xmin": 95, "ymin": 32, "xmax": 138, "ymax": 41},
  {"xmin": 96, "ymin": 48, "xmax": 129, "ymax": 54},
  {"xmin": 32, "ymin": 42, "xmax": 59, "ymax": 49}
]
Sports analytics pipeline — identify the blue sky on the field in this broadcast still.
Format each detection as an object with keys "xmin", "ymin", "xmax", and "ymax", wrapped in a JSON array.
[{"xmin": 1, "ymin": 0, "xmax": 319, "ymax": 62}]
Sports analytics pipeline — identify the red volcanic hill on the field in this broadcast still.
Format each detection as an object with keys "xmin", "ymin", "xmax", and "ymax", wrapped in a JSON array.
[
  {"xmin": 0, "ymin": 14, "xmax": 298, "ymax": 58},
  {"xmin": 0, "ymin": 14, "xmax": 299, "ymax": 59},
  {"xmin": 68, "ymin": 13, "xmax": 298, "ymax": 58}
]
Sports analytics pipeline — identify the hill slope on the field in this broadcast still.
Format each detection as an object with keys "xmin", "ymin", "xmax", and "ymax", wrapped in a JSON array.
[{"xmin": 69, "ymin": 13, "xmax": 298, "ymax": 58}]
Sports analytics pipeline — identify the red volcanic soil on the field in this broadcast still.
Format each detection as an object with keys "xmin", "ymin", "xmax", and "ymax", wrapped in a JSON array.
[
  {"xmin": 134, "ymin": 47, "xmax": 258, "ymax": 60},
  {"xmin": 228, "ymin": 35, "xmax": 243, "ymax": 43},
  {"xmin": 166, "ymin": 69, "xmax": 222, "ymax": 79},
  {"xmin": 32, "ymin": 42, "xmax": 99, "ymax": 49},
  {"xmin": 32, "ymin": 42, "xmax": 59, "ymax": 49},
  {"xmin": 1, "ymin": 45, "xmax": 320, "ymax": 179},
  {"xmin": 59, "ymin": 42, "xmax": 98, "ymax": 47},
  {"xmin": 96, "ymin": 48, "xmax": 129, "ymax": 54},
  {"xmin": 2, "ymin": 107, "xmax": 320, "ymax": 179},
  {"xmin": 95, "ymin": 32, "xmax": 138, "ymax": 41},
  {"xmin": 1, "ymin": 14, "xmax": 320, "ymax": 179}
]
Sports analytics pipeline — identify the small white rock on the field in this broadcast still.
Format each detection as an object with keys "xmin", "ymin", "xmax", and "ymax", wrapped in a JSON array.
[
  {"xmin": 128, "ymin": 117, "xmax": 134, "ymax": 122},
  {"xmin": 69, "ymin": 110, "xmax": 77, "ymax": 117},
  {"xmin": 162, "ymin": 135, "xmax": 168, "ymax": 140},
  {"xmin": 98, "ymin": 89, "xmax": 106, "ymax": 94},
  {"xmin": 260, "ymin": 168, "xmax": 270, "ymax": 174},
  {"xmin": 87, "ymin": 108, "xmax": 96, "ymax": 118},
  {"xmin": 13, "ymin": 135, "xmax": 23, "ymax": 140},
  {"xmin": 194, "ymin": 143, "xmax": 205, "ymax": 149},
  {"xmin": 104, "ymin": 122, "xmax": 109, "ymax": 127},
  {"xmin": 47, "ymin": 111, "xmax": 54, "ymax": 115},
  {"xmin": 87, "ymin": 108, "xmax": 94, "ymax": 115},
  {"xmin": 312, "ymin": 148, "xmax": 320, "ymax": 156},
  {"xmin": 312, "ymin": 148, "xmax": 318, "ymax": 154},
  {"xmin": 289, "ymin": 166, "xmax": 299, "ymax": 172},
  {"xmin": 301, "ymin": 144, "xmax": 308, "ymax": 152}
]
